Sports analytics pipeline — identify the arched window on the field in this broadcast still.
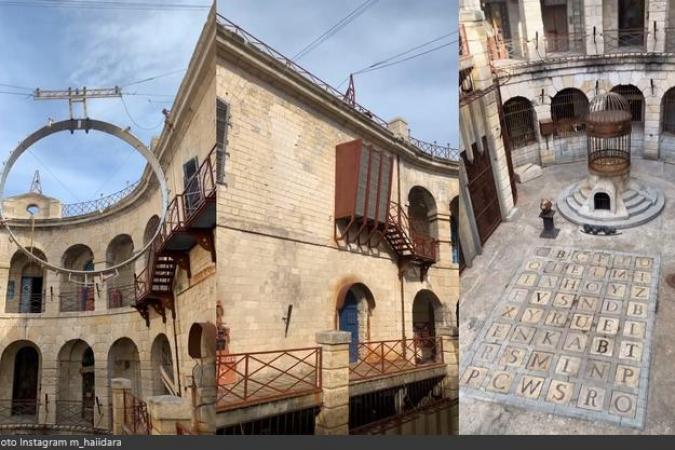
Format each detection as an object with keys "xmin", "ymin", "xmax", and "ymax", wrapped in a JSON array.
[
  {"xmin": 662, "ymin": 87, "xmax": 675, "ymax": 134},
  {"xmin": 610, "ymin": 85, "xmax": 644, "ymax": 123},
  {"xmin": 151, "ymin": 334, "xmax": 175, "ymax": 396},
  {"xmin": 60, "ymin": 244, "xmax": 95, "ymax": 312},
  {"xmin": 412, "ymin": 290, "xmax": 444, "ymax": 364},
  {"xmin": 551, "ymin": 88, "xmax": 588, "ymax": 136},
  {"xmin": 106, "ymin": 234, "xmax": 135, "ymax": 308},
  {"xmin": 7, "ymin": 248, "xmax": 47, "ymax": 313},
  {"xmin": 503, "ymin": 97, "xmax": 537, "ymax": 149}
]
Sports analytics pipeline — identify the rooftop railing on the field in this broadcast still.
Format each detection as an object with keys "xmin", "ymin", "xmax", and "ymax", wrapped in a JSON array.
[
  {"xmin": 62, "ymin": 180, "xmax": 140, "ymax": 218},
  {"xmin": 216, "ymin": 14, "xmax": 455, "ymax": 162}
]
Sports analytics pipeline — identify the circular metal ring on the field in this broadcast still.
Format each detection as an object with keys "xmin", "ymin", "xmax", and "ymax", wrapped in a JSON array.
[{"xmin": 0, "ymin": 118, "xmax": 169, "ymax": 275}]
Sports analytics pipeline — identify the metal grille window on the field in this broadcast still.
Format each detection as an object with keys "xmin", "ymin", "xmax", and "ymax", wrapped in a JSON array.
[
  {"xmin": 503, "ymin": 97, "xmax": 537, "ymax": 149},
  {"xmin": 551, "ymin": 88, "xmax": 589, "ymax": 136},
  {"xmin": 662, "ymin": 88, "xmax": 675, "ymax": 134},
  {"xmin": 610, "ymin": 85, "xmax": 644, "ymax": 123}
]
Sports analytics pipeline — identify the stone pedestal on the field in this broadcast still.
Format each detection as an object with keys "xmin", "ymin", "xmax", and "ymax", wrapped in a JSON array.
[
  {"xmin": 539, "ymin": 210, "xmax": 559, "ymax": 239},
  {"xmin": 314, "ymin": 330, "xmax": 350, "ymax": 435},
  {"xmin": 111, "ymin": 377, "xmax": 132, "ymax": 435},
  {"xmin": 147, "ymin": 395, "xmax": 192, "ymax": 435}
]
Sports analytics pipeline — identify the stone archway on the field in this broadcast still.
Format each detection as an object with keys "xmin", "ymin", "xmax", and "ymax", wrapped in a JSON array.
[{"xmin": 57, "ymin": 339, "xmax": 96, "ymax": 426}]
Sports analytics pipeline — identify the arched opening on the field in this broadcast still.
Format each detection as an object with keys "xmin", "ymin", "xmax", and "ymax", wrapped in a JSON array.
[
  {"xmin": 408, "ymin": 186, "xmax": 438, "ymax": 238},
  {"xmin": 503, "ymin": 96, "xmax": 537, "ymax": 149},
  {"xmin": 661, "ymin": 87, "xmax": 675, "ymax": 134},
  {"xmin": 143, "ymin": 215, "xmax": 160, "ymax": 247},
  {"xmin": 57, "ymin": 340, "xmax": 95, "ymax": 426},
  {"xmin": 107, "ymin": 338, "xmax": 142, "ymax": 397},
  {"xmin": 450, "ymin": 196, "xmax": 462, "ymax": 268},
  {"xmin": 336, "ymin": 283, "xmax": 375, "ymax": 363},
  {"xmin": 594, "ymin": 192, "xmax": 611, "ymax": 210},
  {"xmin": 11, "ymin": 345, "xmax": 40, "ymax": 416},
  {"xmin": 150, "ymin": 334, "xmax": 175, "ymax": 396},
  {"xmin": 6, "ymin": 248, "xmax": 47, "ymax": 313},
  {"xmin": 551, "ymin": 88, "xmax": 589, "ymax": 136},
  {"xmin": 60, "ymin": 244, "xmax": 95, "ymax": 312},
  {"xmin": 106, "ymin": 234, "xmax": 135, "ymax": 308},
  {"xmin": 610, "ymin": 85, "xmax": 644, "ymax": 123},
  {"xmin": 412, "ymin": 290, "xmax": 443, "ymax": 363}
]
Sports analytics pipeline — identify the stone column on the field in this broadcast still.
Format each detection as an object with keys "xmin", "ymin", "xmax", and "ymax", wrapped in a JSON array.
[
  {"xmin": 314, "ymin": 331, "xmax": 350, "ymax": 435},
  {"xmin": 193, "ymin": 357, "xmax": 216, "ymax": 434},
  {"xmin": 520, "ymin": 0, "xmax": 546, "ymax": 61},
  {"xmin": 584, "ymin": 0, "xmax": 604, "ymax": 55},
  {"xmin": 648, "ymin": 0, "xmax": 668, "ymax": 52},
  {"xmin": 111, "ymin": 378, "xmax": 132, "ymax": 435},
  {"xmin": 437, "ymin": 326, "xmax": 459, "ymax": 400},
  {"xmin": 44, "ymin": 271, "xmax": 60, "ymax": 315},
  {"xmin": 535, "ymin": 102, "xmax": 555, "ymax": 165},
  {"xmin": 644, "ymin": 92, "xmax": 662, "ymax": 160},
  {"xmin": 147, "ymin": 395, "xmax": 192, "ymax": 435}
]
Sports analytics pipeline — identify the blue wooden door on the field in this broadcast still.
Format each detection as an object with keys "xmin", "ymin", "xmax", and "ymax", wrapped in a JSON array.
[{"xmin": 339, "ymin": 292, "xmax": 359, "ymax": 363}]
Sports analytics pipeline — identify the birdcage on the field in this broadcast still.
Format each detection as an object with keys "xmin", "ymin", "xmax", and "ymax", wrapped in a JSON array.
[{"xmin": 585, "ymin": 92, "xmax": 632, "ymax": 176}]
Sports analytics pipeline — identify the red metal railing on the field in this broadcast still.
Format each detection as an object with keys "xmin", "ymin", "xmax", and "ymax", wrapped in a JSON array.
[
  {"xmin": 216, "ymin": 347, "xmax": 322, "ymax": 411},
  {"xmin": 6, "ymin": 293, "xmax": 45, "ymax": 313},
  {"xmin": 107, "ymin": 283, "xmax": 136, "ymax": 308},
  {"xmin": 388, "ymin": 202, "xmax": 438, "ymax": 262},
  {"xmin": 122, "ymin": 391, "xmax": 151, "ymax": 435},
  {"xmin": 349, "ymin": 337, "xmax": 444, "ymax": 381}
]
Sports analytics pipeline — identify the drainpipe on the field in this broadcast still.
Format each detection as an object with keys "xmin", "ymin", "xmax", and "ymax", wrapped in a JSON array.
[
  {"xmin": 172, "ymin": 304, "xmax": 182, "ymax": 395},
  {"xmin": 397, "ymin": 153, "xmax": 406, "ymax": 341}
]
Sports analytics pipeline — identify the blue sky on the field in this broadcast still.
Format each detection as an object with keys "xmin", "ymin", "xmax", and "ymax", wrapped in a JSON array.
[
  {"xmin": 0, "ymin": 2, "xmax": 208, "ymax": 203},
  {"xmin": 0, "ymin": 0, "xmax": 456, "ymax": 205},
  {"xmin": 217, "ymin": 0, "xmax": 456, "ymax": 148}
]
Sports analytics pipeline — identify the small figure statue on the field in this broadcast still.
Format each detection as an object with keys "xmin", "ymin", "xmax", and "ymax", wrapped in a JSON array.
[
  {"xmin": 540, "ymin": 198, "xmax": 553, "ymax": 213},
  {"xmin": 539, "ymin": 198, "xmax": 558, "ymax": 239}
]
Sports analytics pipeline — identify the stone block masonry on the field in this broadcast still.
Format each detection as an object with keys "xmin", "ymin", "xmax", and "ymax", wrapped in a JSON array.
[{"xmin": 460, "ymin": 246, "xmax": 659, "ymax": 428}]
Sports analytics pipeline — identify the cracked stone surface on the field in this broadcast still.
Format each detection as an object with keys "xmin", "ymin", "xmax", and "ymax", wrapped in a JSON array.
[{"xmin": 460, "ymin": 159, "xmax": 675, "ymax": 435}]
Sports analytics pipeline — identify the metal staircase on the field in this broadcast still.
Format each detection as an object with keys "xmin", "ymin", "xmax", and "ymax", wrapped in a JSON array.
[{"xmin": 384, "ymin": 202, "xmax": 438, "ymax": 280}]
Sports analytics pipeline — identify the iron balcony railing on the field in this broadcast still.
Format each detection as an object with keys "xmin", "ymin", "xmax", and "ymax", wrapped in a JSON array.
[
  {"xmin": 59, "ymin": 287, "xmax": 96, "ymax": 312},
  {"xmin": 216, "ymin": 347, "xmax": 322, "ymax": 412},
  {"xmin": 62, "ymin": 180, "xmax": 141, "ymax": 218},
  {"xmin": 0, "ymin": 399, "xmax": 39, "ymax": 424},
  {"xmin": 349, "ymin": 337, "xmax": 444, "ymax": 382},
  {"xmin": 603, "ymin": 28, "xmax": 647, "ymax": 53},
  {"xmin": 542, "ymin": 31, "xmax": 585, "ymax": 55},
  {"xmin": 122, "ymin": 391, "xmax": 151, "ymax": 435},
  {"xmin": 215, "ymin": 14, "xmax": 454, "ymax": 162},
  {"xmin": 54, "ymin": 399, "xmax": 100, "ymax": 428},
  {"xmin": 7, "ymin": 293, "xmax": 45, "ymax": 314},
  {"xmin": 107, "ymin": 283, "xmax": 136, "ymax": 309}
]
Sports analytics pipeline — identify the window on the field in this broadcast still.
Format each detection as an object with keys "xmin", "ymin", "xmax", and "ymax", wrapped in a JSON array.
[
  {"xmin": 551, "ymin": 88, "xmax": 588, "ymax": 136},
  {"xmin": 183, "ymin": 157, "xmax": 200, "ymax": 214},
  {"xmin": 503, "ymin": 97, "xmax": 537, "ymax": 149},
  {"xmin": 662, "ymin": 88, "xmax": 675, "ymax": 134},
  {"xmin": 216, "ymin": 98, "xmax": 229, "ymax": 184},
  {"xmin": 7, "ymin": 280, "xmax": 15, "ymax": 301},
  {"xmin": 610, "ymin": 85, "xmax": 644, "ymax": 123}
]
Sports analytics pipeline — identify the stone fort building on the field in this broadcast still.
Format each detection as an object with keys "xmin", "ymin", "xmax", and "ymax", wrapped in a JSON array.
[{"xmin": 0, "ymin": 10, "xmax": 458, "ymax": 435}]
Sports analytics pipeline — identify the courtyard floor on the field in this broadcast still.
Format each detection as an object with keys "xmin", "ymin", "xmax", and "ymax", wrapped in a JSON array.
[{"xmin": 460, "ymin": 158, "xmax": 675, "ymax": 434}]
